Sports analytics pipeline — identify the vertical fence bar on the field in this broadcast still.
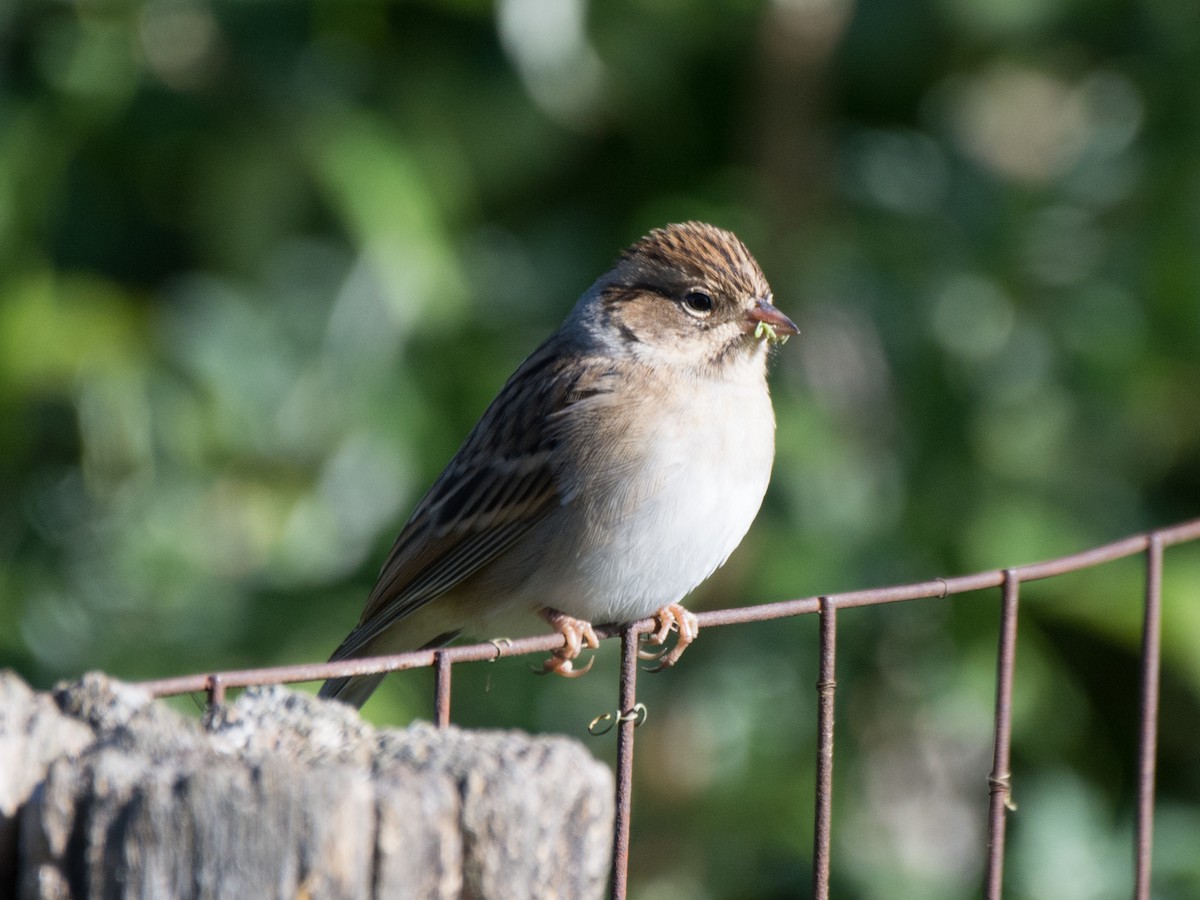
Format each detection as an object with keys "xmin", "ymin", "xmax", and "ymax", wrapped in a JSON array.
[
  {"xmin": 985, "ymin": 570, "xmax": 1020, "ymax": 899},
  {"xmin": 1134, "ymin": 534, "xmax": 1163, "ymax": 899},
  {"xmin": 434, "ymin": 651, "xmax": 452, "ymax": 728},
  {"xmin": 610, "ymin": 624, "xmax": 641, "ymax": 900},
  {"xmin": 205, "ymin": 674, "xmax": 226, "ymax": 711},
  {"xmin": 813, "ymin": 597, "xmax": 838, "ymax": 900}
]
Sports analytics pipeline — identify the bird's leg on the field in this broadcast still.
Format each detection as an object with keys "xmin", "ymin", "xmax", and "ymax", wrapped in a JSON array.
[
  {"xmin": 539, "ymin": 607, "xmax": 599, "ymax": 677},
  {"xmin": 640, "ymin": 603, "xmax": 699, "ymax": 671}
]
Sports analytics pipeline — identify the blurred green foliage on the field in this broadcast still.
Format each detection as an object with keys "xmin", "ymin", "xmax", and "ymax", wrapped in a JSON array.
[{"xmin": 3, "ymin": 0, "xmax": 1199, "ymax": 897}]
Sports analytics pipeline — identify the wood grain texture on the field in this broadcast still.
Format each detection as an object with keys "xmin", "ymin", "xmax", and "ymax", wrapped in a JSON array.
[{"xmin": 1, "ymin": 672, "xmax": 612, "ymax": 900}]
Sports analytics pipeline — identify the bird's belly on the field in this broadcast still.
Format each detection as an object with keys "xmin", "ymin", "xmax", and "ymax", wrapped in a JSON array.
[{"xmin": 538, "ymin": 381, "xmax": 776, "ymax": 623}]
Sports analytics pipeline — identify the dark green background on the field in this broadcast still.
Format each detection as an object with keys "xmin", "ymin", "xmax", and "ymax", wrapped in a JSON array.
[{"xmin": 3, "ymin": 0, "xmax": 1199, "ymax": 896}]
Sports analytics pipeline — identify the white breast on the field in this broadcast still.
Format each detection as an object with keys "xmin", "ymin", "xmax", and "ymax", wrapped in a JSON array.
[{"xmin": 552, "ymin": 367, "xmax": 777, "ymax": 622}]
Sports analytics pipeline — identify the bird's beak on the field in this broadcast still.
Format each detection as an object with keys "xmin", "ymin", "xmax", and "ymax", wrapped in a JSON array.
[{"xmin": 745, "ymin": 299, "xmax": 799, "ymax": 338}]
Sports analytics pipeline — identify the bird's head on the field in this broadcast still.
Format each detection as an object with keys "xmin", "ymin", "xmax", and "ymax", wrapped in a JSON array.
[{"xmin": 580, "ymin": 221, "xmax": 798, "ymax": 376}]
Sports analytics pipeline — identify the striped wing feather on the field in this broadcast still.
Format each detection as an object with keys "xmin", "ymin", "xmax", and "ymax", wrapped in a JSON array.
[{"xmin": 331, "ymin": 341, "xmax": 613, "ymax": 658}]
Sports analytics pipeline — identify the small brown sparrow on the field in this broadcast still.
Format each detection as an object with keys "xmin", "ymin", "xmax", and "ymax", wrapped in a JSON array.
[{"xmin": 320, "ymin": 222, "xmax": 796, "ymax": 707}]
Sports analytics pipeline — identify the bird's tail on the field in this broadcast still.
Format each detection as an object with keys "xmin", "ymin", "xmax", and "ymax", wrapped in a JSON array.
[
  {"xmin": 317, "ymin": 626, "xmax": 461, "ymax": 709},
  {"xmin": 317, "ymin": 624, "xmax": 389, "ymax": 709},
  {"xmin": 317, "ymin": 670, "xmax": 386, "ymax": 709}
]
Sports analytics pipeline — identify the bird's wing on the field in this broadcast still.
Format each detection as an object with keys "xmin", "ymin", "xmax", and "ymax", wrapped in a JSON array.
[{"xmin": 332, "ymin": 340, "xmax": 618, "ymax": 658}]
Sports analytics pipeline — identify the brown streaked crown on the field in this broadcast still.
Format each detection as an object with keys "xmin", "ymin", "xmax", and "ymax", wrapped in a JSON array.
[{"xmin": 615, "ymin": 221, "xmax": 771, "ymax": 305}]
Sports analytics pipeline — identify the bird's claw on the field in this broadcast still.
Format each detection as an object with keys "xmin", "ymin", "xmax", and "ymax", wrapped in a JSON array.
[
  {"xmin": 538, "ymin": 607, "xmax": 600, "ymax": 678},
  {"xmin": 640, "ymin": 603, "xmax": 699, "ymax": 672},
  {"xmin": 539, "ymin": 654, "xmax": 595, "ymax": 678}
]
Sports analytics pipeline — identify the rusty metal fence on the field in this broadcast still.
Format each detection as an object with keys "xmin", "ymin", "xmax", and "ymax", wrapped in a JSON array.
[{"xmin": 138, "ymin": 517, "xmax": 1200, "ymax": 899}]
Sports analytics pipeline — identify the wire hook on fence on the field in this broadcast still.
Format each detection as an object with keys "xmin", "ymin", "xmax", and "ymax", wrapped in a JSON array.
[{"xmin": 588, "ymin": 703, "xmax": 648, "ymax": 736}]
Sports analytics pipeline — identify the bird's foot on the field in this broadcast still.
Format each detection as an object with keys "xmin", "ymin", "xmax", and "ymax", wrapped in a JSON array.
[
  {"xmin": 538, "ymin": 608, "xmax": 599, "ymax": 678},
  {"xmin": 639, "ymin": 603, "xmax": 699, "ymax": 671}
]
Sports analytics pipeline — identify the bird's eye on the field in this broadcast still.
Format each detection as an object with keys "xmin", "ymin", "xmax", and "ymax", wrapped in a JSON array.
[{"xmin": 682, "ymin": 290, "xmax": 714, "ymax": 317}]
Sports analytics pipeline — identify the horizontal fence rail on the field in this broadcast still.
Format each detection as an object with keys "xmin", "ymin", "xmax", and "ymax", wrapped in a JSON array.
[{"xmin": 138, "ymin": 517, "xmax": 1200, "ymax": 899}]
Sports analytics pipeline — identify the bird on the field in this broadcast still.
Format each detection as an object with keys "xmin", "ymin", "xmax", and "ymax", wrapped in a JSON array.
[{"xmin": 319, "ymin": 221, "xmax": 797, "ymax": 707}]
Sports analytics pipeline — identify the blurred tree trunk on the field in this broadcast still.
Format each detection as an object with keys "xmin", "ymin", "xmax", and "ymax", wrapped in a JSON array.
[{"xmin": 752, "ymin": 0, "xmax": 852, "ymax": 236}]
